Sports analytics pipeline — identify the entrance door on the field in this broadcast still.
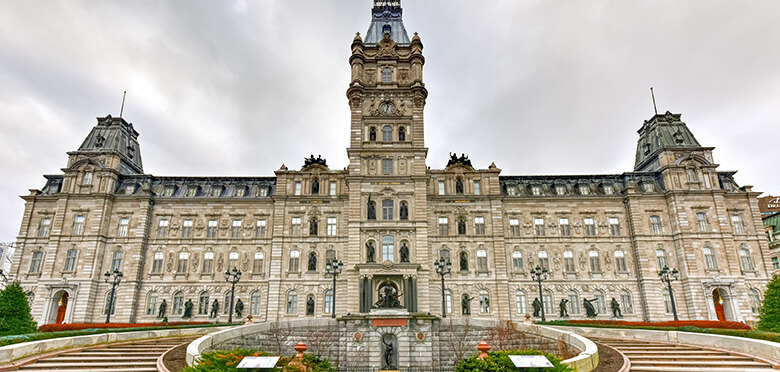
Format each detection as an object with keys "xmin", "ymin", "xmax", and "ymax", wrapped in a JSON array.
[
  {"xmin": 712, "ymin": 289, "xmax": 725, "ymax": 321},
  {"xmin": 55, "ymin": 292, "xmax": 69, "ymax": 324}
]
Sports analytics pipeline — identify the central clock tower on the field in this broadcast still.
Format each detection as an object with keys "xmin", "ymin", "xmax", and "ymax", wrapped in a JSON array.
[{"xmin": 344, "ymin": 0, "xmax": 431, "ymax": 314}]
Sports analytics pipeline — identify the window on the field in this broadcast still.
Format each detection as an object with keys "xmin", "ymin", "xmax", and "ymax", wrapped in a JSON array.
[
  {"xmin": 72, "ymin": 215, "xmax": 85, "ymax": 235},
  {"xmin": 104, "ymin": 292, "xmax": 116, "ymax": 315},
  {"xmin": 207, "ymin": 220, "xmax": 218, "ymax": 238},
  {"xmin": 531, "ymin": 186, "xmax": 542, "ymax": 196},
  {"xmin": 146, "ymin": 292, "xmax": 158, "ymax": 315},
  {"xmin": 64, "ymin": 249, "xmax": 78, "ymax": 272},
  {"xmin": 663, "ymin": 292, "xmax": 672, "ymax": 313},
  {"xmin": 687, "ymin": 168, "xmax": 698, "ymax": 182},
  {"xmin": 203, "ymin": 252, "xmax": 214, "ymax": 273},
  {"xmin": 186, "ymin": 187, "xmax": 198, "ymax": 197},
  {"xmin": 26, "ymin": 291, "xmax": 35, "ymax": 306},
  {"xmin": 656, "ymin": 249, "xmax": 668, "ymax": 270},
  {"xmin": 152, "ymin": 252, "xmax": 163, "ymax": 273},
  {"xmin": 512, "ymin": 251, "xmax": 523, "ymax": 272},
  {"xmin": 177, "ymin": 252, "xmax": 189, "ymax": 273},
  {"xmin": 477, "ymin": 249, "xmax": 488, "ymax": 272},
  {"xmin": 542, "ymin": 291, "xmax": 553, "ymax": 315},
  {"xmin": 438, "ymin": 217, "xmax": 449, "ymax": 236},
  {"xmin": 382, "ymin": 235, "xmax": 394, "ymax": 262},
  {"xmin": 294, "ymin": 181, "xmax": 302, "ymax": 195},
  {"xmin": 111, "ymin": 251, "xmax": 123, "ymax": 272},
  {"xmin": 594, "ymin": 291, "xmax": 606, "ymax": 313},
  {"xmin": 287, "ymin": 290, "xmax": 298, "ymax": 313},
  {"xmin": 320, "ymin": 290, "xmax": 332, "ymax": 314},
  {"xmin": 231, "ymin": 220, "xmax": 242, "ymax": 238},
  {"xmin": 381, "ymin": 158, "xmax": 393, "ymax": 175},
  {"xmin": 615, "ymin": 251, "xmax": 627, "ymax": 272},
  {"xmin": 228, "ymin": 252, "xmax": 239, "ymax": 270},
  {"xmin": 474, "ymin": 217, "xmax": 485, "ymax": 235},
  {"xmin": 773, "ymin": 257, "xmax": 780, "ymax": 270},
  {"xmin": 438, "ymin": 180, "xmax": 445, "ymax": 195},
  {"xmin": 445, "ymin": 290, "xmax": 452, "ymax": 315},
  {"xmin": 382, "ymin": 126, "xmax": 393, "ymax": 142},
  {"xmin": 327, "ymin": 217, "xmax": 337, "ymax": 236},
  {"xmin": 584, "ymin": 218, "xmax": 596, "ymax": 236},
  {"xmin": 82, "ymin": 171, "xmax": 93, "ymax": 185},
  {"xmin": 603, "ymin": 185, "xmax": 614, "ymax": 195},
  {"xmin": 29, "ymin": 251, "xmax": 43, "ymax": 273},
  {"xmin": 158, "ymin": 219, "xmax": 169, "ymax": 238},
  {"xmin": 382, "ymin": 199, "xmax": 393, "ymax": 220},
  {"xmin": 289, "ymin": 250, "xmax": 300, "ymax": 271},
  {"xmin": 198, "ymin": 291, "xmax": 210, "ymax": 315},
  {"xmin": 740, "ymin": 247, "xmax": 755, "ymax": 271},
  {"xmin": 509, "ymin": 218, "xmax": 520, "ymax": 236},
  {"xmin": 579, "ymin": 185, "xmax": 590, "ymax": 195},
  {"xmin": 235, "ymin": 187, "xmax": 245, "ymax": 197},
  {"xmin": 309, "ymin": 218, "xmax": 318, "ymax": 236},
  {"xmin": 564, "ymin": 251, "xmax": 575, "ymax": 272},
  {"xmin": 38, "ymin": 218, "xmax": 51, "ymax": 238},
  {"xmin": 589, "ymin": 250, "xmax": 601, "ymax": 272},
  {"xmin": 650, "ymin": 216, "xmax": 663, "ymax": 234},
  {"xmin": 330, "ymin": 181, "xmax": 337, "ymax": 196},
  {"xmin": 256, "ymin": 219, "xmax": 266, "ymax": 238},
  {"xmin": 534, "ymin": 218, "xmax": 545, "ymax": 236},
  {"xmin": 703, "ymin": 247, "xmax": 717, "ymax": 269},
  {"xmin": 538, "ymin": 251, "xmax": 549, "ymax": 270},
  {"xmin": 507, "ymin": 186, "xmax": 517, "ymax": 196},
  {"xmin": 690, "ymin": 212, "xmax": 709, "ymax": 232},
  {"xmin": 749, "ymin": 289, "xmax": 762, "ymax": 314},
  {"xmin": 555, "ymin": 185, "xmax": 567, "ymax": 195},
  {"xmin": 567, "ymin": 291, "xmax": 580, "ymax": 314},
  {"xmin": 250, "ymin": 292, "xmax": 262, "ymax": 316},
  {"xmin": 126, "ymin": 184, "xmax": 136, "ymax": 194},
  {"xmin": 398, "ymin": 127, "xmax": 405, "ymax": 141},
  {"xmin": 182, "ymin": 219, "xmax": 193, "ymax": 238},
  {"xmin": 173, "ymin": 292, "xmax": 184, "ymax": 315},
  {"xmin": 609, "ymin": 217, "xmax": 620, "ymax": 236},
  {"xmin": 223, "ymin": 293, "xmax": 231, "ymax": 314},
  {"xmin": 253, "ymin": 252, "xmax": 264, "ymax": 273},
  {"xmin": 731, "ymin": 215, "xmax": 746, "ymax": 234},
  {"xmin": 479, "ymin": 290, "xmax": 490, "ymax": 313},
  {"xmin": 291, "ymin": 217, "xmax": 301, "ymax": 236},
  {"xmin": 559, "ymin": 218, "xmax": 570, "ymax": 236},
  {"xmin": 381, "ymin": 67, "xmax": 392, "ymax": 83},
  {"xmin": 117, "ymin": 218, "xmax": 129, "ymax": 237},
  {"xmin": 643, "ymin": 183, "xmax": 655, "ymax": 193},
  {"xmin": 473, "ymin": 180, "xmax": 481, "ymax": 195},
  {"xmin": 162, "ymin": 187, "xmax": 175, "ymax": 197},
  {"xmin": 515, "ymin": 291, "xmax": 527, "ymax": 314},
  {"xmin": 326, "ymin": 249, "xmax": 336, "ymax": 264},
  {"xmin": 620, "ymin": 290, "xmax": 633, "ymax": 314}
]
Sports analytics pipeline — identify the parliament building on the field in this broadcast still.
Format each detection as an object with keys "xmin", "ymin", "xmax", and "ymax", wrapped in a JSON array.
[{"xmin": 11, "ymin": 0, "xmax": 772, "ymax": 326}]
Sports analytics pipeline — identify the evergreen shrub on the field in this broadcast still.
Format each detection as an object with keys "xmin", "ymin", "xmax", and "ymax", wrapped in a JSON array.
[{"xmin": 0, "ymin": 282, "xmax": 37, "ymax": 337}]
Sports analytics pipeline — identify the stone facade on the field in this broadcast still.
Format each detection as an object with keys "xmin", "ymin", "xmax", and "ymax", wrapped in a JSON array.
[{"xmin": 10, "ymin": 0, "xmax": 772, "ymax": 326}]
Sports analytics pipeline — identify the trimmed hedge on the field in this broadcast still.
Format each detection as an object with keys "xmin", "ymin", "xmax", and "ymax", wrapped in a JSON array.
[
  {"xmin": 0, "ymin": 323, "xmax": 225, "ymax": 347},
  {"xmin": 454, "ymin": 349, "xmax": 573, "ymax": 372},
  {"xmin": 183, "ymin": 348, "xmax": 334, "ymax": 372},
  {"xmin": 38, "ymin": 321, "xmax": 210, "ymax": 332}
]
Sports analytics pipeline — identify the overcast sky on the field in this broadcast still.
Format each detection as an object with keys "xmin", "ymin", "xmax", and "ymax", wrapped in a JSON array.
[{"xmin": 1, "ymin": 0, "xmax": 778, "ymax": 243}]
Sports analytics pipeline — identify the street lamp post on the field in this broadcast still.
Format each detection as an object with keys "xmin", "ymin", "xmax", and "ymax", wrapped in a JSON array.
[
  {"xmin": 325, "ymin": 259, "xmax": 344, "ymax": 318},
  {"xmin": 434, "ymin": 257, "xmax": 452, "ymax": 317},
  {"xmin": 530, "ymin": 265, "xmax": 548, "ymax": 322},
  {"xmin": 224, "ymin": 267, "xmax": 242, "ymax": 324},
  {"xmin": 659, "ymin": 266, "xmax": 680, "ymax": 321},
  {"xmin": 104, "ymin": 269, "xmax": 123, "ymax": 323}
]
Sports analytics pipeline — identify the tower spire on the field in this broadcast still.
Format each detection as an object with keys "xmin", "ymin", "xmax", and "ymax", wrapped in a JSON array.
[{"xmin": 365, "ymin": 0, "xmax": 409, "ymax": 44}]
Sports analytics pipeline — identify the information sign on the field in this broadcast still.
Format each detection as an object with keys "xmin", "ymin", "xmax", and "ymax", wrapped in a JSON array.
[
  {"xmin": 508, "ymin": 355, "xmax": 554, "ymax": 368},
  {"xmin": 236, "ymin": 356, "xmax": 281, "ymax": 369}
]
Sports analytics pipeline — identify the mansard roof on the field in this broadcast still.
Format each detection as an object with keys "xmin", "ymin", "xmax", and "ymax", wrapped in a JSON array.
[
  {"xmin": 75, "ymin": 115, "xmax": 144, "ymax": 174},
  {"xmin": 365, "ymin": 0, "xmax": 410, "ymax": 44}
]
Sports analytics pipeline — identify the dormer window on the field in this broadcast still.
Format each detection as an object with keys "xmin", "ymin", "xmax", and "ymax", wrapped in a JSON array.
[
  {"xmin": 162, "ymin": 187, "xmax": 175, "ymax": 197},
  {"xmin": 381, "ymin": 67, "xmax": 392, "ymax": 83},
  {"xmin": 579, "ymin": 185, "xmax": 590, "ymax": 195},
  {"xmin": 82, "ymin": 172, "xmax": 93, "ymax": 185},
  {"xmin": 382, "ymin": 24, "xmax": 391, "ymax": 35},
  {"xmin": 531, "ymin": 186, "xmax": 542, "ymax": 196},
  {"xmin": 603, "ymin": 185, "xmax": 614, "ymax": 195}
]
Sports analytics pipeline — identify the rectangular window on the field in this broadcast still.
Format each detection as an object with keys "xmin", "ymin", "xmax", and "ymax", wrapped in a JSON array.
[
  {"xmin": 327, "ymin": 217, "xmax": 337, "ymax": 236},
  {"xmin": 82, "ymin": 171, "xmax": 93, "ymax": 185},
  {"xmin": 177, "ymin": 252, "xmax": 189, "ymax": 273},
  {"xmin": 231, "ymin": 220, "xmax": 242, "ymax": 238},
  {"xmin": 29, "ymin": 252, "xmax": 43, "ymax": 273},
  {"xmin": 474, "ymin": 217, "xmax": 485, "ymax": 235},
  {"xmin": 696, "ymin": 212, "xmax": 709, "ymax": 232},
  {"xmin": 656, "ymin": 249, "xmax": 668, "ymax": 270},
  {"xmin": 531, "ymin": 186, "xmax": 542, "ymax": 196},
  {"xmin": 38, "ymin": 217, "xmax": 51, "ymax": 238},
  {"xmin": 382, "ymin": 236, "xmax": 394, "ymax": 262},
  {"xmin": 516, "ymin": 292, "xmax": 526, "ymax": 314},
  {"xmin": 603, "ymin": 185, "xmax": 614, "ymax": 195},
  {"xmin": 509, "ymin": 218, "xmax": 520, "ymax": 237},
  {"xmin": 579, "ymin": 185, "xmax": 590, "ymax": 195},
  {"xmin": 559, "ymin": 218, "xmax": 570, "ymax": 236},
  {"xmin": 534, "ymin": 218, "xmax": 545, "ymax": 236},
  {"xmin": 256, "ymin": 219, "xmax": 266, "ymax": 238},
  {"xmin": 438, "ymin": 217, "xmax": 449, "ymax": 236},
  {"xmin": 152, "ymin": 252, "xmax": 163, "ymax": 273},
  {"xmin": 584, "ymin": 218, "xmax": 596, "ymax": 236},
  {"xmin": 182, "ymin": 219, "xmax": 193, "ymax": 238},
  {"xmin": 111, "ymin": 251, "xmax": 123, "ymax": 272},
  {"xmin": 731, "ymin": 215, "xmax": 745, "ymax": 234},
  {"xmin": 609, "ymin": 217, "xmax": 620, "ymax": 236},
  {"xmin": 589, "ymin": 252, "xmax": 601, "ymax": 272},
  {"xmin": 650, "ymin": 215, "xmax": 663, "ymax": 235},
  {"xmin": 254, "ymin": 252, "xmax": 264, "ymax": 273},
  {"xmin": 477, "ymin": 250, "xmax": 488, "ymax": 272},
  {"xmin": 289, "ymin": 251, "xmax": 300, "ymax": 272},
  {"xmin": 564, "ymin": 251, "xmax": 575, "ymax": 272},
  {"xmin": 703, "ymin": 247, "xmax": 717, "ymax": 269},
  {"xmin": 512, "ymin": 252, "xmax": 523, "ymax": 272},
  {"xmin": 202, "ymin": 252, "xmax": 214, "ymax": 273},
  {"xmin": 438, "ymin": 181, "xmax": 445, "ymax": 195},
  {"xmin": 773, "ymin": 257, "xmax": 780, "ymax": 270},
  {"xmin": 291, "ymin": 217, "xmax": 301, "ymax": 236},
  {"xmin": 621, "ymin": 292, "xmax": 633, "ymax": 314},
  {"xmin": 542, "ymin": 294, "xmax": 553, "ymax": 315},
  {"xmin": 64, "ymin": 250, "xmax": 77, "ymax": 272},
  {"xmin": 382, "ymin": 159, "xmax": 393, "ymax": 175},
  {"xmin": 158, "ymin": 219, "xmax": 169, "ymax": 238},
  {"xmin": 294, "ymin": 181, "xmax": 301, "ymax": 195},
  {"xmin": 615, "ymin": 251, "xmax": 628, "ymax": 272},
  {"xmin": 555, "ymin": 185, "xmax": 567, "ymax": 195},
  {"xmin": 382, "ymin": 200, "xmax": 393, "ymax": 220},
  {"xmin": 117, "ymin": 217, "xmax": 129, "ymax": 237},
  {"xmin": 72, "ymin": 215, "xmax": 85, "ymax": 236},
  {"xmin": 207, "ymin": 219, "xmax": 218, "ymax": 238},
  {"xmin": 473, "ymin": 180, "xmax": 481, "ymax": 195},
  {"xmin": 330, "ymin": 181, "xmax": 337, "ymax": 196},
  {"xmin": 446, "ymin": 291, "xmax": 452, "ymax": 315}
]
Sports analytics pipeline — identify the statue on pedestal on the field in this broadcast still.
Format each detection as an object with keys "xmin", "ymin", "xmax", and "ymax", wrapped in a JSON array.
[
  {"xmin": 532, "ymin": 298, "xmax": 541, "ymax": 317},
  {"xmin": 366, "ymin": 241, "xmax": 375, "ymax": 263},
  {"xmin": 462, "ymin": 294, "xmax": 474, "ymax": 315},
  {"xmin": 210, "ymin": 299, "xmax": 219, "ymax": 318},
  {"xmin": 583, "ymin": 298, "xmax": 598, "ymax": 318},
  {"xmin": 559, "ymin": 298, "xmax": 569, "ymax": 317},
  {"xmin": 157, "ymin": 299, "xmax": 167, "ymax": 319},
  {"xmin": 611, "ymin": 298, "xmax": 622, "ymax": 318},
  {"xmin": 400, "ymin": 243, "xmax": 409, "ymax": 263}
]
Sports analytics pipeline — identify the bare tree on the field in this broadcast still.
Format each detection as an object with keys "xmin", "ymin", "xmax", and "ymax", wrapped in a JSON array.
[
  {"xmin": 486, "ymin": 320, "xmax": 528, "ymax": 351},
  {"xmin": 439, "ymin": 319, "xmax": 476, "ymax": 365},
  {"xmin": 306, "ymin": 324, "xmax": 337, "ymax": 359},
  {"xmin": 268, "ymin": 321, "xmax": 293, "ymax": 355}
]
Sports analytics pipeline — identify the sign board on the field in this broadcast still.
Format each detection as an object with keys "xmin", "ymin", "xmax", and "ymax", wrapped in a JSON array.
[
  {"xmin": 508, "ymin": 355, "xmax": 554, "ymax": 368},
  {"xmin": 758, "ymin": 196, "xmax": 780, "ymax": 214},
  {"xmin": 237, "ymin": 356, "xmax": 281, "ymax": 369}
]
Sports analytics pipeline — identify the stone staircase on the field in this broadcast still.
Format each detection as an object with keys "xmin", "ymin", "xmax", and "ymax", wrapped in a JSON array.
[
  {"xmin": 15, "ymin": 336, "xmax": 196, "ymax": 372},
  {"xmin": 593, "ymin": 337, "xmax": 779, "ymax": 371}
]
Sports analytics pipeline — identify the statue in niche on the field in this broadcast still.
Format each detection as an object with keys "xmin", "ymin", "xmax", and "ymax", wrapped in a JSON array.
[
  {"xmin": 583, "ymin": 298, "xmax": 598, "ymax": 318},
  {"xmin": 456, "ymin": 178, "xmax": 464, "ymax": 194},
  {"xmin": 308, "ymin": 252, "xmax": 317, "ymax": 271},
  {"xmin": 366, "ymin": 241, "xmax": 376, "ymax": 263},
  {"xmin": 611, "ymin": 298, "xmax": 622, "ymax": 318},
  {"xmin": 306, "ymin": 297, "xmax": 315, "ymax": 315},
  {"xmin": 532, "ymin": 298, "xmax": 541, "ymax": 317},
  {"xmin": 460, "ymin": 252, "xmax": 468, "ymax": 271},
  {"xmin": 311, "ymin": 179, "xmax": 319, "ymax": 194},
  {"xmin": 157, "ymin": 299, "xmax": 167, "ymax": 319},
  {"xmin": 458, "ymin": 219, "xmax": 466, "ymax": 235},
  {"xmin": 383, "ymin": 335, "xmax": 396, "ymax": 369},
  {"xmin": 400, "ymin": 243, "xmax": 409, "ymax": 263},
  {"xmin": 235, "ymin": 299, "xmax": 244, "ymax": 318},
  {"xmin": 369, "ymin": 127, "xmax": 377, "ymax": 141},
  {"xmin": 310, "ymin": 219, "xmax": 318, "ymax": 235},
  {"xmin": 210, "ymin": 299, "xmax": 219, "ymax": 318},
  {"xmin": 399, "ymin": 202, "xmax": 408, "ymax": 220},
  {"xmin": 367, "ymin": 197, "xmax": 376, "ymax": 220},
  {"xmin": 375, "ymin": 285, "xmax": 401, "ymax": 308},
  {"xmin": 183, "ymin": 299, "xmax": 194, "ymax": 319},
  {"xmin": 559, "ymin": 299, "xmax": 569, "ymax": 317},
  {"xmin": 462, "ymin": 294, "xmax": 474, "ymax": 315}
]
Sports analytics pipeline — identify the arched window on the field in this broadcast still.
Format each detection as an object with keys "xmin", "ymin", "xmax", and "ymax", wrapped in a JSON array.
[
  {"xmin": 656, "ymin": 249, "xmax": 667, "ymax": 270},
  {"xmin": 382, "ymin": 235, "xmax": 394, "ymax": 262},
  {"xmin": 308, "ymin": 251, "xmax": 317, "ymax": 271},
  {"xmin": 564, "ymin": 251, "xmax": 575, "ymax": 272},
  {"xmin": 146, "ymin": 292, "xmax": 158, "ymax": 315},
  {"xmin": 64, "ymin": 249, "xmax": 78, "ymax": 272},
  {"xmin": 382, "ymin": 125, "xmax": 393, "ymax": 142},
  {"xmin": 538, "ymin": 251, "xmax": 549, "ymax": 270},
  {"xmin": 398, "ymin": 126, "xmax": 406, "ymax": 141},
  {"xmin": 228, "ymin": 251, "xmax": 239, "ymax": 270},
  {"xmin": 620, "ymin": 290, "xmax": 633, "ymax": 314},
  {"xmin": 177, "ymin": 252, "xmax": 189, "ymax": 273},
  {"xmin": 324, "ymin": 290, "xmax": 333, "ymax": 314},
  {"xmin": 739, "ymin": 247, "xmax": 755, "ymax": 271},
  {"xmin": 250, "ymin": 291, "xmax": 262, "ymax": 316},
  {"xmin": 369, "ymin": 127, "xmax": 377, "ymax": 141},
  {"xmin": 198, "ymin": 291, "xmax": 210, "ymax": 315},
  {"xmin": 439, "ymin": 248, "xmax": 450, "ymax": 262},
  {"xmin": 111, "ymin": 251, "xmax": 123, "ymax": 272},
  {"xmin": 589, "ymin": 250, "xmax": 601, "ymax": 272},
  {"xmin": 203, "ymin": 251, "xmax": 214, "ymax": 273},
  {"xmin": 173, "ymin": 292, "xmax": 184, "ymax": 315},
  {"xmin": 289, "ymin": 250, "xmax": 300, "ymax": 272},
  {"xmin": 287, "ymin": 290, "xmax": 298, "ymax": 314},
  {"xmin": 104, "ymin": 291, "xmax": 116, "ymax": 315},
  {"xmin": 459, "ymin": 251, "xmax": 469, "ymax": 271},
  {"xmin": 515, "ymin": 290, "xmax": 527, "ymax": 314},
  {"xmin": 512, "ymin": 251, "xmax": 523, "ymax": 272},
  {"xmin": 567, "ymin": 290, "xmax": 580, "ymax": 314},
  {"xmin": 703, "ymin": 247, "xmax": 717, "ymax": 269},
  {"xmin": 479, "ymin": 290, "xmax": 490, "ymax": 313},
  {"xmin": 593, "ymin": 290, "xmax": 606, "ymax": 313},
  {"xmin": 25, "ymin": 291, "xmax": 35, "ymax": 306},
  {"xmin": 477, "ymin": 249, "xmax": 488, "ymax": 272},
  {"xmin": 381, "ymin": 67, "xmax": 392, "ymax": 83},
  {"xmin": 749, "ymin": 289, "xmax": 762, "ymax": 314},
  {"xmin": 309, "ymin": 217, "xmax": 318, "ymax": 236}
]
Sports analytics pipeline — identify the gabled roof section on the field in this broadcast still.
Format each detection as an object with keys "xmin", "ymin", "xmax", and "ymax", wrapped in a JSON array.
[{"xmin": 365, "ymin": 0, "xmax": 410, "ymax": 45}]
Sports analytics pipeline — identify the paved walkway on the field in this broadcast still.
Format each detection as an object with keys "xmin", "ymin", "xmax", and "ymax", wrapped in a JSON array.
[
  {"xmin": 15, "ymin": 336, "xmax": 196, "ymax": 372},
  {"xmin": 592, "ymin": 337, "xmax": 778, "ymax": 372}
]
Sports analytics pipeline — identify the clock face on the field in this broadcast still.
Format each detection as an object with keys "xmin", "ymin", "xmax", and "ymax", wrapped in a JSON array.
[{"xmin": 379, "ymin": 102, "xmax": 395, "ymax": 114}]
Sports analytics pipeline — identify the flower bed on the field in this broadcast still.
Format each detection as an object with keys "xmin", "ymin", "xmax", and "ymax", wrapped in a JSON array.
[
  {"xmin": 564, "ymin": 320, "xmax": 750, "ymax": 330},
  {"xmin": 38, "ymin": 321, "xmax": 210, "ymax": 332}
]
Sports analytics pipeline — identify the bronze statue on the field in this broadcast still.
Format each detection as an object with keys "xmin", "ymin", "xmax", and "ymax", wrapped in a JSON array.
[
  {"xmin": 532, "ymin": 298, "xmax": 541, "ymax": 317},
  {"xmin": 462, "ymin": 294, "xmax": 474, "ymax": 315},
  {"xmin": 460, "ymin": 252, "xmax": 468, "ymax": 271},
  {"xmin": 367, "ymin": 196, "xmax": 376, "ymax": 220},
  {"xmin": 456, "ymin": 178, "xmax": 464, "ymax": 194},
  {"xmin": 366, "ymin": 241, "xmax": 375, "ymax": 263},
  {"xmin": 559, "ymin": 299, "xmax": 569, "ymax": 317},
  {"xmin": 446, "ymin": 152, "xmax": 473, "ymax": 167},
  {"xmin": 157, "ymin": 299, "xmax": 167, "ymax": 319},
  {"xmin": 303, "ymin": 155, "xmax": 327, "ymax": 168},
  {"xmin": 308, "ymin": 252, "xmax": 317, "ymax": 271},
  {"xmin": 400, "ymin": 243, "xmax": 409, "ymax": 263},
  {"xmin": 458, "ymin": 219, "xmax": 466, "ymax": 235},
  {"xmin": 375, "ymin": 285, "xmax": 401, "ymax": 308},
  {"xmin": 399, "ymin": 202, "xmax": 408, "ymax": 220},
  {"xmin": 611, "ymin": 298, "xmax": 622, "ymax": 318},
  {"xmin": 235, "ymin": 299, "xmax": 244, "ymax": 318},
  {"xmin": 583, "ymin": 298, "xmax": 598, "ymax": 318},
  {"xmin": 306, "ymin": 296, "xmax": 315, "ymax": 315},
  {"xmin": 383, "ymin": 336, "xmax": 395, "ymax": 369},
  {"xmin": 209, "ymin": 299, "xmax": 219, "ymax": 318},
  {"xmin": 183, "ymin": 299, "xmax": 194, "ymax": 319}
]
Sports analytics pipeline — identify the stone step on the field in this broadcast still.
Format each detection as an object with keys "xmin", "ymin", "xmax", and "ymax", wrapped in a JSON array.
[
  {"xmin": 40, "ymin": 355, "xmax": 159, "ymax": 362},
  {"xmin": 60, "ymin": 351, "xmax": 163, "ymax": 357},
  {"xmin": 631, "ymin": 367, "xmax": 775, "ymax": 372},
  {"xmin": 98, "ymin": 347, "xmax": 171, "ymax": 352},
  {"xmin": 19, "ymin": 369, "xmax": 158, "ymax": 372},
  {"xmin": 20, "ymin": 361, "xmax": 157, "ymax": 368},
  {"xmin": 631, "ymin": 360, "xmax": 771, "ymax": 367},
  {"xmin": 628, "ymin": 355, "xmax": 756, "ymax": 361}
]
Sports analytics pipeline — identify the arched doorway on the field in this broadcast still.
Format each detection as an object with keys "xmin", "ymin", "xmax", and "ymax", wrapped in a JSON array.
[
  {"xmin": 48, "ymin": 290, "xmax": 69, "ymax": 324},
  {"xmin": 712, "ymin": 289, "xmax": 726, "ymax": 321}
]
